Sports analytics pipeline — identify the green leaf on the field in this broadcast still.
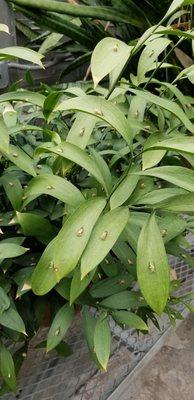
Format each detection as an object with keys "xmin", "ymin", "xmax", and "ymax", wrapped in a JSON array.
[
  {"xmin": 16, "ymin": 212, "xmax": 58, "ymax": 244},
  {"xmin": 0, "ymin": 242, "xmax": 28, "ymax": 259},
  {"xmin": 0, "ymin": 24, "xmax": 9, "ymax": 33},
  {"xmin": 110, "ymin": 173, "xmax": 139, "ymax": 209},
  {"xmin": 70, "ymin": 267, "xmax": 96, "ymax": 305},
  {"xmin": 0, "ymin": 91, "xmax": 45, "ymax": 107},
  {"xmin": 56, "ymin": 95, "xmax": 140, "ymax": 146},
  {"xmin": 82, "ymin": 307, "xmax": 101, "ymax": 366},
  {"xmin": 2, "ymin": 177, "xmax": 23, "ymax": 211},
  {"xmin": 39, "ymin": 33, "xmax": 63, "ymax": 55},
  {"xmin": 0, "ymin": 287, "xmax": 10, "ymax": 314},
  {"xmin": 43, "ymin": 91, "xmax": 63, "ymax": 120},
  {"xmin": 90, "ymin": 148, "xmax": 112, "ymax": 195},
  {"xmin": 164, "ymin": 0, "xmax": 184, "ymax": 19},
  {"xmin": 90, "ymin": 273, "xmax": 133, "ymax": 298},
  {"xmin": 145, "ymin": 136, "xmax": 194, "ymax": 155},
  {"xmin": 67, "ymin": 113, "xmax": 98, "ymax": 150},
  {"xmin": 142, "ymin": 133, "xmax": 166, "ymax": 170},
  {"xmin": 135, "ymin": 188, "xmax": 188, "ymax": 206},
  {"xmin": 112, "ymin": 310, "xmax": 148, "ymax": 331},
  {"xmin": 31, "ymin": 198, "xmax": 106, "ymax": 295},
  {"xmin": 0, "ymin": 46, "xmax": 43, "ymax": 67},
  {"xmin": 137, "ymin": 166, "xmax": 194, "ymax": 192},
  {"xmin": 137, "ymin": 214, "xmax": 169, "ymax": 315},
  {"xmin": 129, "ymin": 88, "xmax": 194, "ymax": 133},
  {"xmin": 3, "ymin": 103, "xmax": 17, "ymax": 128},
  {"xmin": 91, "ymin": 38, "xmax": 132, "ymax": 88},
  {"xmin": 36, "ymin": 142, "xmax": 109, "ymax": 194},
  {"xmin": 55, "ymin": 278, "xmax": 70, "ymax": 301},
  {"xmin": 137, "ymin": 38, "xmax": 171, "ymax": 84},
  {"xmin": 0, "ymin": 117, "xmax": 9, "ymax": 154},
  {"xmin": 100, "ymin": 291, "xmax": 144, "ymax": 310},
  {"xmin": 0, "ymin": 307, "xmax": 26, "ymax": 334},
  {"xmin": 81, "ymin": 207, "xmax": 129, "ymax": 279},
  {"xmin": 7, "ymin": 145, "xmax": 36, "ymax": 177},
  {"xmin": 0, "ymin": 344, "xmax": 16, "ymax": 392},
  {"xmin": 24, "ymin": 173, "xmax": 84, "ymax": 208},
  {"xmin": 94, "ymin": 316, "xmax": 111, "ymax": 371},
  {"xmin": 158, "ymin": 192, "xmax": 194, "ymax": 213},
  {"xmin": 13, "ymin": 267, "xmax": 33, "ymax": 298},
  {"xmin": 47, "ymin": 304, "xmax": 74, "ymax": 352}
]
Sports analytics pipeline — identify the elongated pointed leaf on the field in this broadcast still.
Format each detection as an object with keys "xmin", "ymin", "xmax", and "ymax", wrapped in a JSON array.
[
  {"xmin": 146, "ymin": 136, "xmax": 194, "ymax": 155},
  {"xmin": 94, "ymin": 317, "xmax": 111, "ymax": 371},
  {"xmin": 0, "ymin": 344, "xmax": 16, "ymax": 392},
  {"xmin": 91, "ymin": 38, "xmax": 132, "ymax": 88},
  {"xmin": 164, "ymin": 0, "xmax": 184, "ymax": 19},
  {"xmin": 39, "ymin": 33, "xmax": 63, "ymax": 55},
  {"xmin": 142, "ymin": 133, "xmax": 166, "ymax": 170},
  {"xmin": 2, "ymin": 177, "xmax": 23, "ymax": 211},
  {"xmin": 0, "ymin": 24, "xmax": 9, "ymax": 33},
  {"xmin": 56, "ymin": 95, "xmax": 141, "ymax": 146},
  {"xmin": 23, "ymin": 173, "xmax": 84, "ymax": 208},
  {"xmin": 0, "ymin": 243, "xmax": 28, "ymax": 259},
  {"xmin": 137, "ymin": 38, "xmax": 171, "ymax": 84},
  {"xmin": 135, "ymin": 188, "xmax": 188, "ymax": 206},
  {"xmin": 67, "ymin": 113, "xmax": 98, "ymax": 149},
  {"xmin": 90, "ymin": 148, "xmax": 112, "ymax": 195},
  {"xmin": 137, "ymin": 166, "xmax": 194, "ymax": 192},
  {"xmin": 90, "ymin": 274, "xmax": 133, "ymax": 298},
  {"xmin": 100, "ymin": 290, "xmax": 144, "ymax": 310},
  {"xmin": 0, "ymin": 287, "xmax": 10, "ymax": 314},
  {"xmin": 81, "ymin": 207, "xmax": 129, "ymax": 279},
  {"xmin": 112, "ymin": 311, "xmax": 148, "ymax": 331},
  {"xmin": 31, "ymin": 198, "xmax": 106, "ymax": 295},
  {"xmin": 16, "ymin": 212, "xmax": 57, "ymax": 244},
  {"xmin": 0, "ymin": 91, "xmax": 45, "ymax": 107},
  {"xmin": 137, "ymin": 214, "xmax": 169, "ymax": 315},
  {"xmin": 0, "ymin": 307, "xmax": 26, "ymax": 334},
  {"xmin": 7, "ymin": 145, "xmax": 36, "ymax": 177},
  {"xmin": 82, "ymin": 308, "xmax": 101, "ymax": 367},
  {"xmin": 36, "ymin": 142, "xmax": 109, "ymax": 194},
  {"xmin": 129, "ymin": 88, "xmax": 194, "ymax": 133},
  {"xmin": 0, "ymin": 117, "xmax": 9, "ymax": 154},
  {"xmin": 47, "ymin": 304, "xmax": 74, "ymax": 352},
  {"xmin": 0, "ymin": 46, "xmax": 43, "ymax": 67},
  {"xmin": 159, "ymin": 192, "xmax": 194, "ymax": 213},
  {"xmin": 70, "ymin": 267, "xmax": 96, "ymax": 305},
  {"xmin": 110, "ymin": 174, "xmax": 139, "ymax": 209}
]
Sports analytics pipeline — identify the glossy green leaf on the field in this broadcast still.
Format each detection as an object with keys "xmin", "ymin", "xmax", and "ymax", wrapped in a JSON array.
[
  {"xmin": 0, "ymin": 287, "xmax": 10, "ymax": 314},
  {"xmin": 137, "ymin": 38, "xmax": 171, "ymax": 84},
  {"xmin": 55, "ymin": 278, "xmax": 71, "ymax": 301},
  {"xmin": 159, "ymin": 192, "xmax": 194, "ymax": 213},
  {"xmin": 70, "ymin": 267, "xmax": 96, "ymax": 305},
  {"xmin": 110, "ymin": 174, "xmax": 139, "ymax": 209},
  {"xmin": 100, "ymin": 291, "xmax": 144, "ymax": 310},
  {"xmin": 90, "ymin": 273, "xmax": 133, "ymax": 298},
  {"xmin": 142, "ymin": 133, "xmax": 166, "ymax": 170},
  {"xmin": 31, "ymin": 198, "xmax": 106, "ymax": 295},
  {"xmin": 94, "ymin": 317, "xmax": 111, "ymax": 371},
  {"xmin": 91, "ymin": 38, "xmax": 132, "ymax": 88},
  {"xmin": 7, "ymin": 145, "xmax": 36, "ymax": 177},
  {"xmin": 0, "ymin": 46, "xmax": 43, "ymax": 67},
  {"xmin": 137, "ymin": 214, "xmax": 169, "ymax": 315},
  {"xmin": 67, "ymin": 113, "xmax": 98, "ymax": 149},
  {"xmin": 81, "ymin": 207, "xmax": 129, "ymax": 279},
  {"xmin": 36, "ymin": 142, "xmax": 109, "ymax": 194},
  {"xmin": 23, "ymin": 173, "xmax": 84, "ymax": 208},
  {"xmin": 90, "ymin": 148, "xmax": 112, "ymax": 195},
  {"xmin": 145, "ymin": 136, "xmax": 194, "ymax": 155},
  {"xmin": 13, "ymin": 267, "xmax": 33, "ymax": 298},
  {"xmin": 0, "ymin": 344, "xmax": 16, "ymax": 392},
  {"xmin": 0, "ymin": 307, "xmax": 26, "ymax": 334},
  {"xmin": 138, "ymin": 166, "xmax": 194, "ymax": 192},
  {"xmin": 0, "ymin": 117, "xmax": 9, "ymax": 154},
  {"xmin": 112, "ymin": 310, "xmax": 148, "ymax": 331},
  {"xmin": 16, "ymin": 212, "xmax": 57, "ymax": 244},
  {"xmin": 129, "ymin": 89, "xmax": 194, "ymax": 133},
  {"xmin": 0, "ymin": 242, "xmax": 28, "ymax": 259},
  {"xmin": 39, "ymin": 32, "xmax": 63, "ymax": 55},
  {"xmin": 135, "ymin": 188, "xmax": 188, "ymax": 206},
  {"xmin": 2, "ymin": 177, "xmax": 23, "ymax": 211},
  {"xmin": 0, "ymin": 91, "xmax": 45, "ymax": 107},
  {"xmin": 56, "ymin": 95, "xmax": 140, "ymax": 146},
  {"xmin": 47, "ymin": 303, "xmax": 74, "ymax": 352}
]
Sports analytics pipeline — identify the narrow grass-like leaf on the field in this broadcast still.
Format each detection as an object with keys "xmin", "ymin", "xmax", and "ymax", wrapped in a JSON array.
[
  {"xmin": 47, "ymin": 304, "xmax": 74, "ymax": 352},
  {"xmin": 94, "ymin": 317, "xmax": 111, "ymax": 371},
  {"xmin": 0, "ymin": 344, "xmax": 16, "ymax": 392},
  {"xmin": 112, "ymin": 311, "xmax": 148, "ymax": 331}
]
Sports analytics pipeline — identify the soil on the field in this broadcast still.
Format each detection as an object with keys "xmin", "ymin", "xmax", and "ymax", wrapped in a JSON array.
[{"xmin": 126, "ymin": 314, "xmax": 194, "ymax": 400}]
